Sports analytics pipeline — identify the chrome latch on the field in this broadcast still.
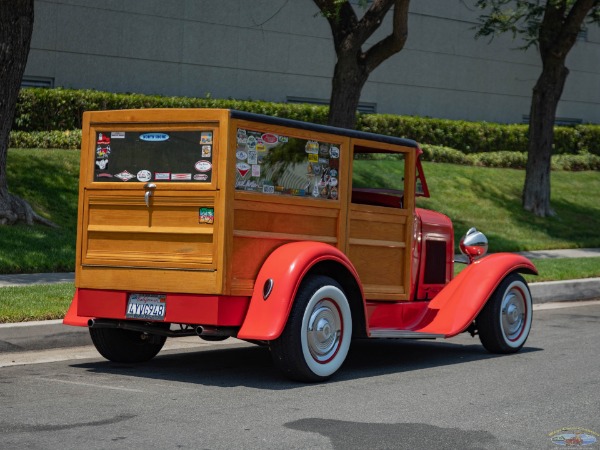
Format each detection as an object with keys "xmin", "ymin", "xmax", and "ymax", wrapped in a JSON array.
[{"xmin": 144, "ymin": 183, "xmax": 156, "ymax": 208}]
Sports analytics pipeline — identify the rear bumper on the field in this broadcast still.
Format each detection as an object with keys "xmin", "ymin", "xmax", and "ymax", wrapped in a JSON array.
[{"xmin": 63, "ymin": 288, "xmax": 249, "ymax": 327}]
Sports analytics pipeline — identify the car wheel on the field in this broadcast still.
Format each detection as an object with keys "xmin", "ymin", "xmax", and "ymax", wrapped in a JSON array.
[
  {"xmin": 270, "ymin": 275, "xmax": 352, "ymax": 382},
  {"xmin": 477, "ymin": 273, "xmax": 532, "ymax": 353},
  {"xmin": 89, "ymin": 326, "xmax": 167, "ymax": 363}
]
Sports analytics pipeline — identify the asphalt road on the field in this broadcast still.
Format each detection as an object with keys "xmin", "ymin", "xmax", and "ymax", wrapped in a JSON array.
[{"xmin": 0, "ymin": 301, "xmax": 599, "ymax": 450}]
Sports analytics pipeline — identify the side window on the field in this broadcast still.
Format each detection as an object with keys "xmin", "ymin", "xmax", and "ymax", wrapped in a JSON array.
[
  {"xmin": 235, "ymin": 129, "xmax": 340, "ymax": 200},
  {"xmin": 351, "ymin": 150, "xmax": 406, "ymax": 209}
]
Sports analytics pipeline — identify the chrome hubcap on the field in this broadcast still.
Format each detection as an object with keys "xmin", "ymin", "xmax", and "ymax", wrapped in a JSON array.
[
  {"xmin": 501, "ymin": 290, "xmax": 526, "ymax": 341},
  {"xmin": 307, "ymin": 299, "xmax": 342, "ymax": 363}
]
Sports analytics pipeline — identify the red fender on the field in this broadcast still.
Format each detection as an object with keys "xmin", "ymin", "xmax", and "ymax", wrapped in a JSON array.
[
  {"xmin": 236, "ymin": 241, "xmax": 363, "ymax": 341},
  {"xmin": 63, "ymin": 290, "xmax": 92, "ymax": 327},
  {"xmin": 412, "ymin": 253, "xmax": 537, "ymax": 337}
]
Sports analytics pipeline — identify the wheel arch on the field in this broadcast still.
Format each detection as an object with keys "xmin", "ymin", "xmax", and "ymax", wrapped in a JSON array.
[{"xmin": 236, "ymin": 241, "xmax": 366, "ymax": 341}]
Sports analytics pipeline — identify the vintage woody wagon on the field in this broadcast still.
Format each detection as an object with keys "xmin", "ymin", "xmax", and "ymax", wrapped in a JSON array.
[{"xmin": 64, "ymin": 109, "xmax": 537, "ymax": 381}]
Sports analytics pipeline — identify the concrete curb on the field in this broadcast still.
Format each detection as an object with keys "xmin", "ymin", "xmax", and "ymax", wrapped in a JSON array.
[{"xmin": 529, "ymin": 278, "xmax": 600, "ymax": 303}]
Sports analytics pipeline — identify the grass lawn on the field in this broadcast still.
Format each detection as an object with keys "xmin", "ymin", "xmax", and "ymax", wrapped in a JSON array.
[
  {"xmin": 1, "ymin": 149, "xmax": 79, "ymax": 273},
  {"xmin": 418, "ymin": 162, "xmax": 600, "ymax": 252},
  {"xmin": 0, "ymin": 283, "xmax": 74, "ymax": 323}
]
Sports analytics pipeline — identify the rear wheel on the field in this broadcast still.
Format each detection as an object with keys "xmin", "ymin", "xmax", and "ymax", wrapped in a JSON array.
[
  {"xmin": 477, "ymin": 273, "xmax": 532, "ymax": 353},
  {"xmin": 89, "ymin": 326, "xmax": 167, "ymax": 363},
  {"xmin": 270, "ymin": 275, "xmax": 352, "ymax": 382}
]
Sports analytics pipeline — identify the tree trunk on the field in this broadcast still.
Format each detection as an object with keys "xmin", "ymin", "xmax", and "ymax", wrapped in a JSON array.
[
  {"xmin": 522, "ymin": 61, "xmax": 568, "ymax": 217},
  {"xmin": 328, "ymin": 55, "xmax": 369, "ymax": 129},
  {"xmin": 314, "ymin": 0, "xmax": 410, "ymax": 130},
  {"xmin": 0, "ymin": 0, "xmax": 54, "ymax": 226}
]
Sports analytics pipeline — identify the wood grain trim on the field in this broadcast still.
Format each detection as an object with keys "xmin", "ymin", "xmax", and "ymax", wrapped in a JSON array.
[
  {"xmin": 348, "ymin": 238, "xmax": 406, "ymax": 248},
  {"xmin": 87, "ymin": 225, "xmax": 214, "ymax": 235}
]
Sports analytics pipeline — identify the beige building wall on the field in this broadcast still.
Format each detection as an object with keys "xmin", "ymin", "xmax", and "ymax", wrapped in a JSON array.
[{"xmin": 24, "ymin": 0, "xmax": 600, "ymax": 124}]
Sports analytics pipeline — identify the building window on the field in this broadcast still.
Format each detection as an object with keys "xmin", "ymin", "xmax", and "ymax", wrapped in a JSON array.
[{"xmin": 21, "ymin": 76, "xmax": 54, "ymax": 88}]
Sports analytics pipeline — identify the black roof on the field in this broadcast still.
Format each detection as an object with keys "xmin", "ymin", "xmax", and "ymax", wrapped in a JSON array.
[{"xmin": 230, "ymin": 110, "xmax": 418, "ymax": 149}]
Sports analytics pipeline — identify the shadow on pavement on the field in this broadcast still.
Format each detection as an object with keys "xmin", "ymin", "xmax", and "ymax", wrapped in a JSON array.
[{"xmin": 71, "ymin": 337, "xmax": 542, "ymax": 390}]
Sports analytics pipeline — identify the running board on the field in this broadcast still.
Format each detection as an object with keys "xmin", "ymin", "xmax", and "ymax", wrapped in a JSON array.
[{"xmin": 369, "ymin": 329, "xmax": 445, "ymax": 339}]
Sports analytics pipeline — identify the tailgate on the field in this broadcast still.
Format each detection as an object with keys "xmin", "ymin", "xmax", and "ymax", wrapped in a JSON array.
[{"xmin": 76, "ymin": 124, "xmax": 224, "ymax": 294}]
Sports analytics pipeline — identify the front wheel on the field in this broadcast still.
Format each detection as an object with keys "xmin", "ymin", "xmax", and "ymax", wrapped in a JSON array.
[
  {"xmin": 89, "ymin": 326, "xmax": 167, "ymax": 363},
  {"xmin": 270, "ymin": 275, "xmax": 352, "ymax": 382},
  {"xmin": 477, "ymin": 273, "xmax": 532, "ymax": 353}
]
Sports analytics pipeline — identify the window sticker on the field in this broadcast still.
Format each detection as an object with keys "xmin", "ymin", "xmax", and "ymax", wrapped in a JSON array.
[
  {"xmin": 234, "ymin": 128, "xmax": 340, "ymax": 200},
  {"xmin": 93, "ymin": 130, "xmax": 214, "ymax": 182}
]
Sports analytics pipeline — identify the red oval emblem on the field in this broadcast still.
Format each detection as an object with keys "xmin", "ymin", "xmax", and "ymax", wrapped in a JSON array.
[{"xmin": 261, "ymin": 133, "xmax": 278, "ymax": 144}]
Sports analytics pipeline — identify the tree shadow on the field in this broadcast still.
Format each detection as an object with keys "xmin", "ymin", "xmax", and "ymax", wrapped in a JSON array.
[{"xmin": 285, "ymin": 418, "xmax": 501, "ymax": 450}]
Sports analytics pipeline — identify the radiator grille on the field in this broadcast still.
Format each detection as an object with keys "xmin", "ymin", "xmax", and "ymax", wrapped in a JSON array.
[{"xmin": 424, "ymin": 240, "xmax": 446, "ymax": 284}]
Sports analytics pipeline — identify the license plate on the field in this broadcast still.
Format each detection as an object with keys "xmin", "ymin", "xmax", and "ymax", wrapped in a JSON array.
[{"xmin": 126, "ymin": 294, "xmax": 166, "ymax": 320}]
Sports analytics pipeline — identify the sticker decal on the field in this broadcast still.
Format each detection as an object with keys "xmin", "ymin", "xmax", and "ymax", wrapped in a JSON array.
[
  {"xmin": 251, "ymin": 164, "xmax": 260, "ymax": 177},
  {"xmin": 115, "ymin": 170, "xmax": 135, "ymax": 182},
  {"xmin": 95, "ymin": 159, "xmax": 109, "ymax": 170},
  {"xmin": 330, "ymin": 186, "xmax": 338, "ymax": 200},
  {"xmin": 96, "ymin": 173, "xmax": 113, "ymax": 178},
  {"xmin": 137, "ymin": 170, "xmax": 152, "ymax": 182},
  {"xmin": 305, "ymin": 141, "xmax": 319, "ymax": 154},
  {"xmin": 236, "ymin": 150, "xmax": 248, "ymax": 161},
  {"xmin": 236, "ymin": 162, "xmax": 250, "ymax": 177},
  {"xmin": 330, "ymin": 147, "xmax": 340, "ymax": 159},
  {"xmin": 200, "ymin": 131, "xmax": 213, "ymax": 144},
  {"xmin": 97, "ymin": 133, "xmax": 110, "ymax": 145},
  {"xmin": 247, "ymin": 150, "xmax": 258, "ymax": 165},
  {"xmin": 111, "ymin": 132, "xmax": 126, "ymax": 139},
  {"xmin": 140, "ymin": 133, "xmax": 169, "ymax": 142},
  {"xmin": 246, "ymin": 135, "xmax": 257, "ymax": 151},
  {"xmin": 195, "ymin": 161, "xmax": 212, "ymax": 172},
  {"xmin": 155, "ymin": 173, "xmax": 170, "ymax": 181},
  {"xmin": 202, "ymin": 145, "xmax": 212, "ymax": 158},
  {"xmin": 96, "ymin": 146, "xmax": 111, "ymax": 159},
  {"xmin": 199, "ymin": 207, "xmax": 214, "ymax": 224},
  {"xmin": 171, "ymin": 173, "xmax": 192, "ymax": 181},
  {"xmin": 193, "ymin": 174, "xmax": 209, "ymax": 181},
  {"xmin": 261, "ymin": 133, "xmax": 278, "ymax": 144}
]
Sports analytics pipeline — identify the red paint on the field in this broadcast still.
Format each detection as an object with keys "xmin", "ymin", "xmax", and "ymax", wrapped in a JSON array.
[
  {"xmin": 237, "ymin": 241, "xmax": 364, "ymax": 340},
  {"xmin": 62, "ymin": 290, "xmax": 92, "ymax": 326}
]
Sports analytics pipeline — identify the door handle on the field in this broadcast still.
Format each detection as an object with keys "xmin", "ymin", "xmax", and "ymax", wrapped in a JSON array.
[{"xmin": 144, "ymin": 183, "xmax": 156, "ymax": 208}]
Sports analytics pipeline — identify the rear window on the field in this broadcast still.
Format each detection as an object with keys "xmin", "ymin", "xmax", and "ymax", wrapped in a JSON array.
[{"xmin": 93, "ymin": 130, "xmax": 215, "ymax": 182}]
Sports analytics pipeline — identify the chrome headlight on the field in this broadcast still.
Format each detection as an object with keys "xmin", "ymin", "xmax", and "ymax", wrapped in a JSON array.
[{"xmin": 459, "ymin": 227, "xmax": 488, "ymax": 264}]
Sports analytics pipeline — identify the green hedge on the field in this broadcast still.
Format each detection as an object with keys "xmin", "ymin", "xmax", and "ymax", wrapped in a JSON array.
[
  {"xmin": 421, "ymin": 144, "xmax": 600, "ymax": 171},
  {"xmin": 9, "ymin": 130, "xmax": 81, "ymax": 150},
  {"xmin": 13, "ymin": 87, "xmax": 600, "ymax": 156},
  {"xmin": 13, "ymin": 88, "xmax": 329, "ymax": 132}
]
